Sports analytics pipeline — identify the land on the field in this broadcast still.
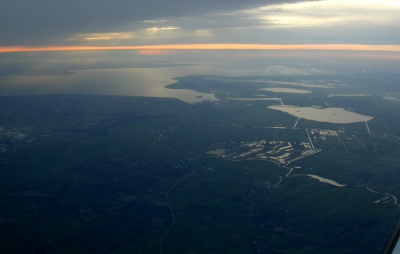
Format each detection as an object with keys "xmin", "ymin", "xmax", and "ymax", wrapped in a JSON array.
[{"xmin": 0, "ymin": 73, "xmax": 400, "ymax": 253}]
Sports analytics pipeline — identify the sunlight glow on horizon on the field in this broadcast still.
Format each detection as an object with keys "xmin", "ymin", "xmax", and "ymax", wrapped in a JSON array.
[
  {"xmin": 1, "ymin": 44, "xmax": 400, "ymax": 54},
  {"xmin": 252, "ymin": 0, "xmax": 400, "ymax": 27}
]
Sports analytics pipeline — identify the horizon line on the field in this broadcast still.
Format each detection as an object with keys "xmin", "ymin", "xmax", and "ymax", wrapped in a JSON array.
[{"xmin": 1, "ymin": 44, "xmax": 400, "ymax": 53}]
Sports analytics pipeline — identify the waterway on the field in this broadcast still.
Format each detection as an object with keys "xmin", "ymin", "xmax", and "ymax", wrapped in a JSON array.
[
  {"xmin": 284, "ymin": 166, "xmax": 346, "ymax": 188},
  {"xmin": 384, "ymin": 96, "xmax": 400, "ymax": 102},
  {"xmin": 228, "ymin": 98, "xmax": 281, "ymax": 101},
  {"xmin": 307, "ymin": 174, "xmax": 346, "ymax": 187},
  {"xmin": 268, "ymin": 105, "xmax": 373, "ymax": 124},
  {"xmin": 212, "ymin": 79, "xmax": 333, "ymax": 89},
  {"xmin": 328, "ymin": 94, "xmax": 370, "ymax": 97},
  {"xmin": 259, "ymin": 88, "xmax": 312, "ymax": 94},
  {"xmin": 0, "ymin": 66, "xmax": 217, "ymax": 104}
]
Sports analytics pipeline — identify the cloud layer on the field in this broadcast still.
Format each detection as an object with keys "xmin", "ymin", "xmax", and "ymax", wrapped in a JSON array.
[
  {"xmin": 0, "ymin": 0, "xmax": 310, "ymax": 46},
  {"xmin": 1, "ymin": 0, "xmax": 399, "ymax": 46}
]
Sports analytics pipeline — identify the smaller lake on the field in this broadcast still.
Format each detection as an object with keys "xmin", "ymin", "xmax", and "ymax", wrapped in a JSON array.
[
  {"xmin": 260, "ymin": 88, "xmax": 312, "ymax": 94},
  {"xmin": 328, "ymin": 94, "xmax": 370, "ymax": 97},
  {"xmin": 307, "ymin": 174, "xmax": 346, "ymax": 187},
  {"xmin": 268, "ymin": 105, "xmax": 373, "ymax": 123},
  {"xmin": 384, "ymin": 97, "xmax": 400, "ymax": 102},
  {"xmin": 228, "ymin": 98, "xmax": 281, "ymax": 101},
  {"xmin": 205, "ymin": 79, "xmax": 333, "ymax": 88}
]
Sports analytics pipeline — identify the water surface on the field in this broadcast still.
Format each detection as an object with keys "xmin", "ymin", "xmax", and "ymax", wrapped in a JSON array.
[
  {"xmin": 268, "ymin": 105, "xmax": 373, "ymax": 123},
  {"xmin": 328, "ymin": 94, "xmax": 370, "ymax": 97},
  {"xmin": 260, "ymin": 88, "xmax": 312, "ymax": 94},
  {"xmin": 0, "ymin": 66, "xmax": 217, "ymax": 104},
  {"xmin": 384, "ymin": 97, "xmax": 400, "ymax": 102}
]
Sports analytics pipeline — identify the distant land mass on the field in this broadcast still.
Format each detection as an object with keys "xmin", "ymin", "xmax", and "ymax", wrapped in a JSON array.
[{"xmin": 0, "ymin": 73, "xmax": 400, "ymax": 253}]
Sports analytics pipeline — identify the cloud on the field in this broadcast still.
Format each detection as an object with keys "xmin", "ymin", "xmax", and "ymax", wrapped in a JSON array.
[
  {"xmin": 247, "ymin": 0, "xmax": 400, "ymax": 27},
  {"xmin": 195, "ymin": 30, "xmax": 212, "ymax": 37},
  {"xmin": 69, "ymin": 32, "xmax": 135, "ymax": 42},
  {"xmin": 143, "ymin": 20, "xmax": 168, "ymax": 24},
  {"xmin": 213, "ymin": 65, "xmax": 335, "ymax": 76},
  {"xmin": 138, "ymin": 50, "xmax": 175, "ymax": 55},
  {"xmin": 2, "ymin": 44, "xmax": 400, "ymax": 54},
  {"xmin": 0, "ymin": 0, "xmax": 399, "ymax": 47},
  {"xmin": 263, "ymin": 65, "xmax": 334, "ymax": 75},
  {"xmin": 0, "ymin": 0, "xmax": 311, "ymax": 46},
  {"xmin": 146, "ymin": 27, "xmax": 179, "ymax": 32}
]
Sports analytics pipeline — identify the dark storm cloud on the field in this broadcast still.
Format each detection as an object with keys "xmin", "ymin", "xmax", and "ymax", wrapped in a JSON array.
[{"xmin": 0, "ymin": 0, "xmax": 315, "ymax": 46}]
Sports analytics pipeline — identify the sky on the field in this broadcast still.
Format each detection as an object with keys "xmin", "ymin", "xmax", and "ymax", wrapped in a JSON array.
[
  {"xmin": 0, "ymin": 0, "xmax": 400, "ymax": 98},
  {"xmin": 1, "ymin": 0, "xmax": 399, "ymax": 48}
]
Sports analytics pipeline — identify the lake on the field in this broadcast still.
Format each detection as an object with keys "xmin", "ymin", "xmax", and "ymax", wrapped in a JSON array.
[
  {"xmin": 0, "ymin": 66, "xmax": 217, "ymax": 104},
  {"xmin": 268, "ymin": 105, "xmax": 373, "ymax": 123},
  {"xmin": 259, "ymin": 88, "xmax": 312, "ymax": 94}
]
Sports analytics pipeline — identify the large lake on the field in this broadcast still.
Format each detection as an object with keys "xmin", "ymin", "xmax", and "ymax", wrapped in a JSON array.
[
  {"xmin": 0, "ymin": 66, "xmax": 217, "ymax": 104},
  {"xmin": 268, "ymin": 105, "xmax": 373, "ymax": 123}
]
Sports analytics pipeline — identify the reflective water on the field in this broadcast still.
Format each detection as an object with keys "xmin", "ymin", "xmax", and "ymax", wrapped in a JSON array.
[
  {"xmin": 307, "ymin": 174, "xmax": 346, "ymax": 187},
  {"xmin": 260, "ymin": 88, "xmax": 312, "ymax": 94},
  {"xmin": 263, "ymin": 81, "xmax": 333, "ymax": 88},
  {"xmin": 228, "ymin": 98, "xmax": 281, "ymax": 101},
  {"xmin": 328, "ymin": 94, "xmax": 370, "ymax": 97},
  {"xmin": 0, "ymin": 66, "xmax": 217, "ymax": 104},
  {"xmin": 268, "ymin": 105, "xmax": 373, "ymax": 123},
  {"xmin": 384, "ymin": 97, "xmax": 400, "ymax": 102}
]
